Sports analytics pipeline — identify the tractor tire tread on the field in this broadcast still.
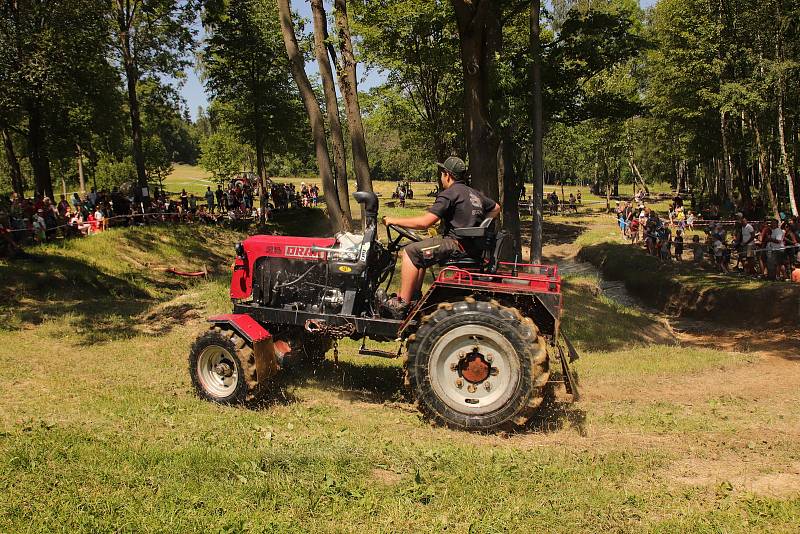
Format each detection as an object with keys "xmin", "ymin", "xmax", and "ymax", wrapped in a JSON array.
[{"xmin": 405, "ymin": 298, "xmax": 550, "ymax": 432}]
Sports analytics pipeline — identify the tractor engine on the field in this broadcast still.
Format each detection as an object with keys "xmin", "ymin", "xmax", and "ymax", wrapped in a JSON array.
[{"xmin": 239, "ymin": 231, "xmax": 392, "ymax": 318}]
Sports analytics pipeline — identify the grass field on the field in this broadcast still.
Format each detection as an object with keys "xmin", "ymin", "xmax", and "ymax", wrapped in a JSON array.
[{"xmin": 2, "ymin": 174, "xmax": 799, "ymax": 532}]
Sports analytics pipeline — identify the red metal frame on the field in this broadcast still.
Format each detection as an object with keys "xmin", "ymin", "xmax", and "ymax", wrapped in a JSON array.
[
  {"xmin": 435, "ymin": 264, "xmax": 561, "ymax": 295},
  {"xmin": 208, "ymin": 314, "xmax": 272, "ymax": 344}
]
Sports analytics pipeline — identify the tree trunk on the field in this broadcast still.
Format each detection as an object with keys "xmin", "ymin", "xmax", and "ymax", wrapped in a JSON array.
[
  {"xmin": 278, "ymin": 0, "xmax": 347, "ymax": 232},
  {"xmin": 451, "ymin": 0, "xmax": 500, "ymax": 201},
  {"xmin": 777, "ymin": 79, "xmax": 798, "ymax": 217},
  {"xmin": 2, "ymin": 127, "xmax": 25, "ymax": 197},
  {"xmin": 528, "ymin": 0, "xmax": 544, "ymax": 263},
  {"xmin": 124, "ymin": 60, "xmax": 148, "ymax": 201},
  {"xmin": 25, "ymin": 100, "xmax": 54, "ymax": 200},
  {"xmin": 333, "ymin": 0, "xmax": 372, "ymax": 195},
  {"xmin": 752, "ymin": 118, "xmax": 780, "ymax": 220},
  {"xmin": 256, "ymin": 136, "xmax": 268, "ymax": 223},
  {"xmin": 115, "ymin": 1, "xmax": 148, "ymax": 204},
  {"xmin": 627, "ymin": 152, "xmax": 649, "ymax": 194},
  {"xmin": 312, "ymin": 0, "xmax": 352, "ymax": 227},
  {"xmin": 720, "ymin": 110, "xmax": 736, "ymax": 203},
  {"xmin": 774, "ymin": 0, "xmax": 798, "ymax": 216},
  {"xmin": 500, "ymin": 130, "xmax": 521, "ymax": 260},
  {"xmin": 76, "ymin": 144, "xmax": 86, "ymax": 194}
]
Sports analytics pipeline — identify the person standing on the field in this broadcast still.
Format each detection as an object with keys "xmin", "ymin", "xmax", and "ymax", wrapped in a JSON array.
[
  {"xmin": 766, "ymin": 219, "xmax": 785, "ymax": 280},
  {"xmin": 215, "ymin": 184, "xmax": 225, "ymax": 213},
  {"xmin": 740, "ymin": 216, "xmax": 756, "ymax": 274},
  {"xmin": 205, "ymin": 186, "xmax": 215, "ymax": 213}
]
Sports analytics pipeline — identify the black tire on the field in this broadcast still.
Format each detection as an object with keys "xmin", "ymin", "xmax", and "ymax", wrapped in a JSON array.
[
  {"xmin": 405, "ymin": 298, "xmax": 550, "ymax": 432},
  {"xmin": 189, "ymin": 327, "xmax": 262, "ymax": 404}
]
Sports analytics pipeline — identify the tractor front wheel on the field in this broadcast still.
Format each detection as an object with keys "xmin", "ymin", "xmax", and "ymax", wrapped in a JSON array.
[
  {"xmin": 406, "ymin": 299, "xmax": 550, "ymax": 432},
  {"xmin": 189, "ymin": 328, "xmax": 262, "ymax": 404}
]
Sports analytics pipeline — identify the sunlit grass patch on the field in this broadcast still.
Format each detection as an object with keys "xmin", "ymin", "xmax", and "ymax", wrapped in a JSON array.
[{"xmin": 576, "ymin": 345, "xmax": 752, "ymax": 382}]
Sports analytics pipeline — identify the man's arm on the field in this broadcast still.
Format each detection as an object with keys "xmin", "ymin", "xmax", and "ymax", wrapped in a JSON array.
[
  {"xmin": 488, "ymin": 203, "xmax": 501, "ymax": 219},
  {"xmin": 383, "ymin": 212, "xmax": 440, "ymax": 230}
]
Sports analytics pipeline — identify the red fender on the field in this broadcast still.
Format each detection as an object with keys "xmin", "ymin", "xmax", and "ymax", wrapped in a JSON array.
[{"xmin": 207, "ymin": 314, "xmax": 271, "ymax": 344}]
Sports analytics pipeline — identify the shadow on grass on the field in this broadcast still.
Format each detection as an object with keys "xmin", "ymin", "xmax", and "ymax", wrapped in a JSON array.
[
  {"xmin": 267, "ymin": 208, "xmax": 332, "ymax": 237},
  {"xmin": 279, "ymin": 358, "xmax": 409, "ymax": 405},
  {"xmin": 517, "ymin": 219, "xmax": 587, "ymax": 247},
  {"xmin": 0, "ymin": 254, "xmax": 157, "ymax": 341},
  {"xmin": 527, "ymin": 399, "xmax": 587, "ymax": 436},
  {"xmin": 274, "ymin": 357, "xmax": 587, "ymax": 435}
]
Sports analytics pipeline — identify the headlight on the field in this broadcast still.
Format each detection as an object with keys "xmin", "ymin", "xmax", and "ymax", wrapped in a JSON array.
[{"xmin": 234, "ymin": 242, "xmax": 245, "ymax": 258}]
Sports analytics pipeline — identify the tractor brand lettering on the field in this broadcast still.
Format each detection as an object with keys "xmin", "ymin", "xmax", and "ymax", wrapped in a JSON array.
[
  {"xmin": 264, "ymin": 245, "xmax": 281, "ymax": 254},
  {"xmin": 285, "ymin": 246, "xmax": 323, "ymax": 258},
  {"xmin": 338, "ymin": 265, "xmax": 352, "ymax": 273}
]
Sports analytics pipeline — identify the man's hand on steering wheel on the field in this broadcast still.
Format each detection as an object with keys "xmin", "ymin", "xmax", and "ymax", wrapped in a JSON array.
[{"xmin": 383, "ymin": 216, "xmax": 423, "ymax": 244}]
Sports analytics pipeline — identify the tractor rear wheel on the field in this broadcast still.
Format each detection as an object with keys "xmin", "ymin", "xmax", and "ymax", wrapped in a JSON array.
[
  {"xmin": 406, "ymin": 298, "xmax": 550, "ymax": 432},
  {"xmin": 189, "ymin": 328, "xmax": 262, "ymax": 404}
]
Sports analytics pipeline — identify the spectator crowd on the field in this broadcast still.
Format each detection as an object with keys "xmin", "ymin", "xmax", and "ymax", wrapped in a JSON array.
[
  {"xmin": 0, "ymin": 178, "xmax": 323, "ymax": 259},
  {"xmin": 615, "ymin": 195, "xmax": 800, "ymax": 282}
]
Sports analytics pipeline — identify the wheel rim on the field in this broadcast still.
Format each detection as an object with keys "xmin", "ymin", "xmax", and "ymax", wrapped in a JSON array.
[
  {"xmin": 427, "ymin": 324, "xmax": 521, "ymax": 415},
  {"xmin": 197, "ymin": 345, "xmax": 239, "ymax": 398}
]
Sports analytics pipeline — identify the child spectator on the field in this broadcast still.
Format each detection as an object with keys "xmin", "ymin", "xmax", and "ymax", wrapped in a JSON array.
[
  {"xmin": 674, "ymin": 230, "xmax": 684, "ymax": 261},
  {"xmin": 660, "ymin": 226, "xmax": 672, "ymax": 261},
  {"xmin": 792, "ymin": 266, "xmax": 800, "ymax": 284},
  {"xmin": 686, "ymin": 211, "xmax": 695, "ymax": 231},
  {"xmin": 713, "ymin": 235, "xmax": 729, "ymax": 273},
  {"xmin": 94, "ymin": 207, "xmax": 105, "ymax": 232},
  {"xmin": 692, "ymin": 235, "xmax": 704, "ymax": 263},
  {"xmin": 32, "ymin": 210, "xmax": 47, "ymax": 242},
  {"xmin": 629, "ymin": 217, "xmax": 640, "ymax": 244}
]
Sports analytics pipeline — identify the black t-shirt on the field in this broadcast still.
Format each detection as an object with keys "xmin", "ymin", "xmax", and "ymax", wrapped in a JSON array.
[{"xmin": 427, "ymin": 182, "xmax": 497, "ymax": 239}]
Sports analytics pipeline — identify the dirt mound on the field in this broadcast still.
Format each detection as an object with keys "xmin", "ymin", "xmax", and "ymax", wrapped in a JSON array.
[
  {"xmin": 578, "ymin": 243, "xmax": 800, "ymax": 327},
  {"xmin": 137, "ymin": 298, "xmax": 202, "ymax": 335}
]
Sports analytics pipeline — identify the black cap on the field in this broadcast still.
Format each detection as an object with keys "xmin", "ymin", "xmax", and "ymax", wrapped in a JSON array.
[{"xmin": 437, "ymin": 156, "xmax": 466, "ymax": 180}]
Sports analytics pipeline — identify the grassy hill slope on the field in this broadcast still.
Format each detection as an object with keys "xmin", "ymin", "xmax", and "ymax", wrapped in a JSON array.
[{"xmin": 1, "ymin": 215, "xmax": 798, "ymax": 532}]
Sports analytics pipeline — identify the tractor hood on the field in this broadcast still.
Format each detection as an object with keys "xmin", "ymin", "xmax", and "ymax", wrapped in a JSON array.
[{"xmin": 230, "ymin": 235, "xmax": 337, "ymax": 300}]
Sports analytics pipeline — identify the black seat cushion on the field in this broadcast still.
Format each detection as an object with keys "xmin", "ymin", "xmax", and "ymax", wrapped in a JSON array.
[{"xmin": 443, "ymin": 255, "xmax": 482, "ymax": 268}]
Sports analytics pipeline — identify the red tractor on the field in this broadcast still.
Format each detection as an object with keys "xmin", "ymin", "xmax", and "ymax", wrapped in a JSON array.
[{"xmin": 189, "ymin": 192, "xmax": 578, "ymax": 431}]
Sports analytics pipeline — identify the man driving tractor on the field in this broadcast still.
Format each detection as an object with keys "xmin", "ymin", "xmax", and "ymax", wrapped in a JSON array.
[{"xmin": 381, "ymin": 156, "xmax": 501, "ymax": 318}]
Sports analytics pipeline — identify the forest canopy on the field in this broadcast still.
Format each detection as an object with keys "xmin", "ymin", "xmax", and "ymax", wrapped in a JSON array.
[{"xmin": 0, "ymin": 0, "xmax": 797, "ymax": 223}]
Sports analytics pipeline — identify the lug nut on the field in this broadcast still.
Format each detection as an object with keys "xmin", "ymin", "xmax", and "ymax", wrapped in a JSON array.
[
  {"xmin": 450, "ymin": 362, "xmax": 459, "ymax": 372},
  {"xmin": 467, "ymin": 384, "xmax": 477, "ymax": 393},
  {"xmin": 458, "ymin": 352, "xmax": 467, "ymax": 360},
  {"xmin": 486, "ymin": 354, "xmax": 494, "ymax": 363},
  {"xmin": 484, "ymin": 382, "xmax": 492, "ymax": 392},
  {"xmin": 455, "ymin": 378, "xmax": 463, "ymax": 389},
  {"xmin": 490, "ymin": 368, "xmax": 499, "ymax": 376}
]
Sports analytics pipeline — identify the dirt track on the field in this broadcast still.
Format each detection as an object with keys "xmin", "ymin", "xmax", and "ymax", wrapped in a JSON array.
[{"xmin": 525, "ymin": 218, "xmax": 800, "ymax": 498}]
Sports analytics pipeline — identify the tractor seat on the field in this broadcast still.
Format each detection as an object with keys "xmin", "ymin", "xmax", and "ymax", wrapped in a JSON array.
[
  {"xmin": 443, "ymin": 255, "xmax": 483, "ymax": 269},
  {"xmin": 443, "ymin": 218, "xmax": 507, "ymax": 273}
]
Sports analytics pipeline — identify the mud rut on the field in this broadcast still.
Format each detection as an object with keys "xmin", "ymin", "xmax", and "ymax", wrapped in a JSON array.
[{"xmin": 515, "ymin": 222, "xmax": 800, "ymax": 498}]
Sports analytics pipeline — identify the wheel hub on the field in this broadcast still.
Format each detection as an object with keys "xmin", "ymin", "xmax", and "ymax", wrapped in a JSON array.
[
  {"xmin": 197, "ymin": 345, "xmax": 239, "ymax": 398},
  {"xmin": 427, "ymin": 325, "xmax": 521, "ymax": 416},
  {"xmin": 214, "ymin": 362, "xmax": 234, "ymax": 378},
  {"xmin": 459, "ymin": 348, "xmax": 491, "ymax": 384}
]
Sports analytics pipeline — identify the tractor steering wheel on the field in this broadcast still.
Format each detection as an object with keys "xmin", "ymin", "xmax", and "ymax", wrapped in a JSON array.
[{"xmin": 386, "ymin": 223, "xmax": 423, "ymax": 243}]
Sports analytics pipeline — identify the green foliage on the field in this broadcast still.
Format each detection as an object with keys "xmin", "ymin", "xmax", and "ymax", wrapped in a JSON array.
[
  {"xmin": 361, "ymin": 88, "xmax": 437, "ymax": 182},
  {"xmin": 199, "ymin": 128, "xmax": 245, "ymax": 182},
  {"xmin": 93, "ymin": 154, "xmax": 137, "ymax": 191},
  {"xmin": 202, "ymin": 0, "xmax": 310, "ymax": 175}
]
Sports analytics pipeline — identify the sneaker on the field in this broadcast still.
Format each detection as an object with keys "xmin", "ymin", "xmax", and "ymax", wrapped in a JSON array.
[{"xmin": 382, "ymin": 296, "xmax": 410, "ymax": 320}]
